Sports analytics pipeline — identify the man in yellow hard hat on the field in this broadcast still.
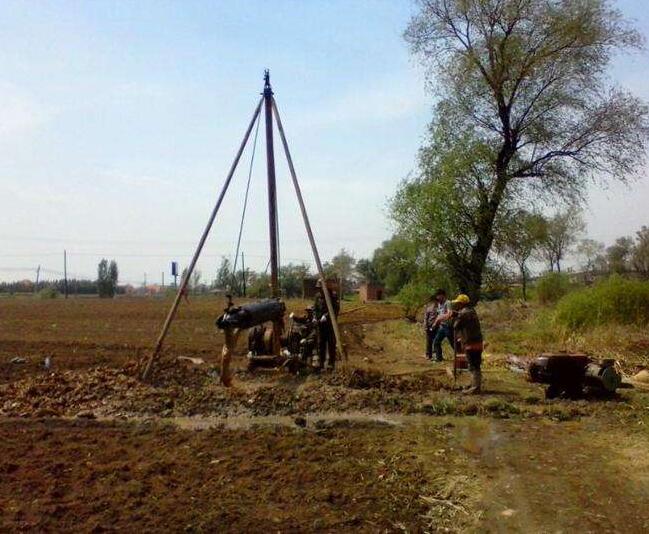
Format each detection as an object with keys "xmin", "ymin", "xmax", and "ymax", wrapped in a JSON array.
[{"xmin": 451, "ymin": 294, "xmax": 484, "ymax": 394}]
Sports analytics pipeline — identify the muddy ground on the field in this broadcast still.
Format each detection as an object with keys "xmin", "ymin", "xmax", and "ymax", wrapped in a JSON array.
[{"xmin": 1, "ymin": 296, "xmax": 649, "ymax": 532}]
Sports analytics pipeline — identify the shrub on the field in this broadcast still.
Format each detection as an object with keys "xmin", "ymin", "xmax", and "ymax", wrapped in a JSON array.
[
  {"xmin": 553, "ymin": 275, "xmax": 649, "ymax": 330},
  {"xmin": 38, "ymin": 287, "xmax": 59, "ymax": 299},
  {"xmin": 397, "ymin": 281, "xmax": 432, "ymax": 321},
  {"xmin": 536, "ymin": 272, "xmax": 571, "ymax": 304}
]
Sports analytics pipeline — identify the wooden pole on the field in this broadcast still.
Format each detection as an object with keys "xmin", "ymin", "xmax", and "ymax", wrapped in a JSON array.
[
  {"xmin": 264, "ymin": 70, "xmax": 281, "ymax": 355},
  {"xmin": 140, "ymin": 97, "xmax": 264, "ymax": 380},
  {"xmin": 271, "ymin": 97, "xmax": 347, "ymax": 361}
]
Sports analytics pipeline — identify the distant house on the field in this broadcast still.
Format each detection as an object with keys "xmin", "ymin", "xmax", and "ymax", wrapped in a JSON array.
[
  {"xmin": 359, "ymin": 283, "xmax": 384, "ymax": 303},
  {"xmin": 302, "ymin": 277, "xmax": 340, "ymax": 299}
]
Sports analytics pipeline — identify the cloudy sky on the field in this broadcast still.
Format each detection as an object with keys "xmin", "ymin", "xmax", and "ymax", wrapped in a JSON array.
[{"xmin": 1, "ymin": 0, "xmax": 648, "ymax": 285}]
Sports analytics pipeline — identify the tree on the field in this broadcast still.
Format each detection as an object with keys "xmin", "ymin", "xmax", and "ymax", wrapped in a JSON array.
[
  {"xmin": 372, "ymin": 235, "xmax": 421, "ymax": 295},
  {"xmin": 577, "ymin": 239, "xmax": 606, "ymax": 274},
  {"xmin": 400, "ymin": 0, "xmax": 648, "ymax": 301},
  {"xmin": 539, "ymin": 211, "xmax": 584, "ymax": 273},
  {"xmin": 232, "ymin": 268, "xmax": 254, "ymax": 297},
  {"xmin": 323, "ymin": 249, "xmax": 356, "ymax": 295},
  {"xmin": 191, "ymin": 270, "xmax": 202, "ymax": 294},
  {"xmin": 214, "ymin": 258, "xmax": 232, "ymax": 290},
  {"xmin": 606, "ymin": 236, "xmax": 634, "ymax": 274},
  {"xmin": 279, "ymin": 263, "xmax": 310, "ymax": 298},
  {"xmin": 632, "ymin": 225, "xmax": 649, "ymax": 278},
  {"xmin": 108, "ymin": 260, "xmax": 118, "ymax": 289},
  {"xmin": 495, "ymin": 210, "xmax": 545, "ymax": 300},
  {"xmin": 97, "ymin": 258, "xmax": 118, "ymax": 298},
  {"xmin": 355, "ymin": 258, "xmax": 382, "ymax": 285},
  {"xmin": 248, "ymin": 272, "xmax": 271, "ymax": 298}
]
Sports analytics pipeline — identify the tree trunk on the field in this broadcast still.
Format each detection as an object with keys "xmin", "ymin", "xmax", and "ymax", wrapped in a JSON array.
[
  {"xmin": 520, "ymin": 265, "xmax": 527, "ymax": 301},
  {"xmin": 460, "ymin": 167, "xmax": 509, "ymax": 303},
  {"xmin": 448, "ymin": 259, "xmax": 483, "ymax": 304}
]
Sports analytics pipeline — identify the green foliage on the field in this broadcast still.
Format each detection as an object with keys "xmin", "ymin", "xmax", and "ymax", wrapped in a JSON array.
[
  {"xmin": 97, "ymin": 258, "xmax": 118, "ymax": 298},
  {"xmin": 606, "ymin": 236, "xmax": 634, "ymax": 274},
  {"xmin": 400, "ymin": 0, "xmax": 647, "ymax": 301},
  {"xmin": 38, "ymin": 287, "xmax": 59, "ymax": 299},
  {"xmin": 323, "ymin": 249, "xmax": 355, "ymax": 295},
  {"xmin": 355, "ymin": 258, "xmax": 381, "ymax": 285},
  {"xmin": 214, "ymin": 258, "xmax": 232, "ymax": 290},
  {"xmin": 390, "ymin": 126, "xmax": 500, "ymax": 302},
  {"xmin": 279, "ymin": 263, "xmax": 310, "ymax": 298},
  {"xmin": 397, "ymin": 281, "xmax": 432, "ymax": 321},
  {"xmin": 248, "ymin": 272, "xmax": 271, "ymax": 298},
  {"xmin": 537, "ymin": 211, "xmax": 584, "ymax": 273},
  {"xmin": 536, "ymin": 272, "xmax": 571, "ymax": 305},
  {"xmin": 632, "ymin": 226, "xmax": 649, "ymax": 278},
  {"xmin": 554, "ymin": 275, "xmax": 649, "ymax": 330},
  {"xmin": 371, "ymin": 235, "xmax": 421, "ymax": 295},
  {"xmin": 576, "ymin": 238, "xmax": 607, "ymax": 274}
]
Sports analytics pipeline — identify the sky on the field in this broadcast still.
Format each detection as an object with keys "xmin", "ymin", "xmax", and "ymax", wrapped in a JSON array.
[{"xmin": 1, "ymin": 0, "xmax": 648, "ymax": 286}]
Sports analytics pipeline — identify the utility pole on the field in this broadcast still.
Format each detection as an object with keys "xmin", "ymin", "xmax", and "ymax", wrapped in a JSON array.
[
  {"xmin": 241, "ymin": 251, "xmax": 246, "ymax": 297},
  {"xmin": 264, "ymin": 70, "xmax": 281, "ymax": 354},
  {"xmin": 162, "ymin": 272, "xmax": 165, "ymax": 289},
  {"xmin": 63, "ymin": 250, "xmax": 68, "ymax": 299},
  {"xmin": 35, "ymin": 265, "xmax": 40, "ymax": 293}
]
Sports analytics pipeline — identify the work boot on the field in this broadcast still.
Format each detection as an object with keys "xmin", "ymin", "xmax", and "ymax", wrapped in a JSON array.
[{"xmin": 464, "ymin": 369, "xmax": 481, "ymax": 395}]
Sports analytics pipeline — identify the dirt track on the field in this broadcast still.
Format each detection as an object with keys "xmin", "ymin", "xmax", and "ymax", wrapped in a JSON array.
[{"xmin": 1, "ymin": 297, "xmax": 649, "ymax": 532}]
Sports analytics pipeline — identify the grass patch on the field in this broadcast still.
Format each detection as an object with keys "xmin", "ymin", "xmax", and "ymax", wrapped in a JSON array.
[{"xmin": 536, "ymin": 272, "xmax": 572, "ymax": 304}]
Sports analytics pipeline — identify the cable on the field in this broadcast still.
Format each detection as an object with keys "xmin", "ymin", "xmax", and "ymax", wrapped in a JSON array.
[{"xmin": 231, "ymin": 110, "xmax": 262, "ymax": 287}]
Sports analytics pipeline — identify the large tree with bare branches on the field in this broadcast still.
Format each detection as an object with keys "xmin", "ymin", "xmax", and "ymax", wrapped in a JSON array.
[{"xmin": 392, "ymin": 0, "xmax": 648, "ymax": 301}]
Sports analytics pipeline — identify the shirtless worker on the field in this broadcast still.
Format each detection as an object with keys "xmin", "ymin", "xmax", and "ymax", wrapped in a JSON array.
[{"xmin": 450, "ymin": 294, "xmax": 484, "ymax": 394}]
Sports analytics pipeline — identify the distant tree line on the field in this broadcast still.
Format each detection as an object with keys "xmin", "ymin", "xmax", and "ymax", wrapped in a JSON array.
[
  {"xmin": 0, "ymin": 278, "xmax": 99, "ymax": 295},
  {"xmin": 353, "ymin": 212, "xmax": 649, "ymax": 304},
  {"xmin": 1, "ymin": 258, "xmax": 122, "ymax": 297}
]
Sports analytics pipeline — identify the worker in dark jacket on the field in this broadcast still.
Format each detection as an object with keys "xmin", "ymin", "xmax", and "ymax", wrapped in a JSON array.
[
  {"xmin": 314, "ymin": 279, "xmax": 340, "ymax": 369},
  {"xmin": 451, "ymin": 294, "xmax": 484, "ymax": 394},
  {"xmin": 423, "ymin": 294, "xmax": 439, "ymax": 360}
]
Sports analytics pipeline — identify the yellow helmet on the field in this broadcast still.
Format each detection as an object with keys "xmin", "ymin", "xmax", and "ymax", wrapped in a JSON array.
[{"xmin": 452, "ymin": 294, "xmax": 470, "ymax": 305}]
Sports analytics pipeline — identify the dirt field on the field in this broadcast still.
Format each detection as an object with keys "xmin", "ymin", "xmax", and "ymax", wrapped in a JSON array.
[{"xmin": 1, "ymin": 296, "xmax": 649, "ymax": 532}]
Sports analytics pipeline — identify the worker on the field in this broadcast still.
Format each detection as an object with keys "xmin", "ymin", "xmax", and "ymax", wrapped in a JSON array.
[
  {"xmin": 289, "ymin": 306, "xmax": 318, "ymax": 364},
  {"xmin": 314, "ymin": 279, "xmax": 340, "ymax": 369},
  {"xmin": 431, "ymin": 288, "xmax": 453, "ymax": 362},
  {"xmin": 423, "ymin": 294, "xmax": 439, "ymax": 360},
  {"xmin": 451, "ymin": 294, "xmax": 483, "ymax": 394},
  {"xmin": 291, "ymin": 305, "xmax": 315, "ymax": 325}
]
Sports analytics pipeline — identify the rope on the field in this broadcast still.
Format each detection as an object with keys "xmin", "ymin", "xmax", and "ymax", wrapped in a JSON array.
[{"xmin": 231, "ymin": 111, "xmax": 262, "ymax": 290}]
